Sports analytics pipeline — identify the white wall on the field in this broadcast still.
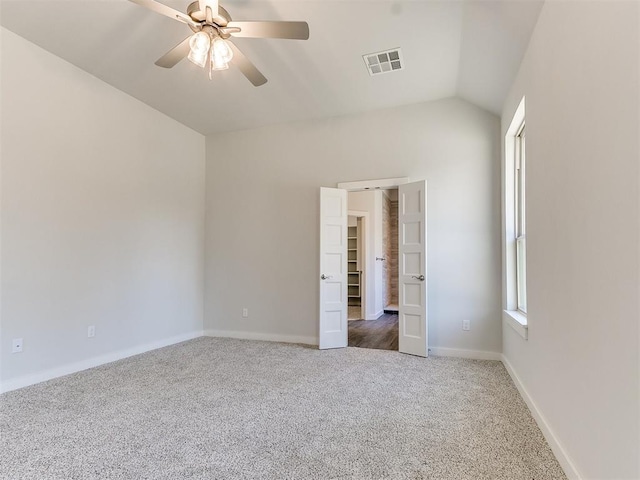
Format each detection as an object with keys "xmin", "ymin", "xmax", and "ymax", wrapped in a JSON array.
[
  {"xmin": 205, "ymin": 97, "xmax": 502, "ymax": 354},
  {"xmin": 348, "ymin": 190, "xmax": 383, "ymax": 320},
  {"xmin": 0, "ymin": 29, "xmax": 206, "ymax": 391},
  {"xmin": 501, "ymin": 2, "xmax": 639, "ymax": 478}
]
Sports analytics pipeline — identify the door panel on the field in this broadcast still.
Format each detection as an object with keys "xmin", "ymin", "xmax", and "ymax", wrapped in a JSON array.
[
  {"xmin": 319, "ymin": 187, "xmax": 348, "ymax": 349},
  {"xmin": 398, "ymin": 180, "xmax": 427, "ymax": 357}
]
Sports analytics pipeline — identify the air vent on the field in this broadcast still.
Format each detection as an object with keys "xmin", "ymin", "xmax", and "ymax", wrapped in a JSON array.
[{"xmin": 363, "ymin": 48, "xmax": 403, "ymax": 76}]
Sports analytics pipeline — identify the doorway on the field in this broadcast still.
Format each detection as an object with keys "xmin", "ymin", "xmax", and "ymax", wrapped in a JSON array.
[
  {"xmin": 347, "ymin": 189, "xmax": 399, "ymax": 351},
  {"xmin": 319, "ymin": 178, "xmax": 428, "ymax": 357}
]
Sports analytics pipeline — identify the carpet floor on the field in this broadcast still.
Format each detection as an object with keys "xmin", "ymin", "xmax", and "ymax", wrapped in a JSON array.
[{"xmin": 0, "ymin": 337, "xmax": 566, "ymax": 479}]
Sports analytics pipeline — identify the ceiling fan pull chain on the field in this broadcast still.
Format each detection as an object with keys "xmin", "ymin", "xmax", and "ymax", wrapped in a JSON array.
[{"xmin": 208, "ymin": 32, "xmax": 213, "ymax": 80}]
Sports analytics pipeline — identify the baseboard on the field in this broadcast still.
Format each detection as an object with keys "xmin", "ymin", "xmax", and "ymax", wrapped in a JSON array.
[
  {"xmin": 0, "ymin": 330, "xmax": 203, "ymax": 394},
  {"xmin": 429, "ymin": 346, "xmax": 502, "ymax": 361},
  {"xmin": 366, "ymin": 309, "xmax": 385, "ymax": 321},
  {"xmin": 501, "ymin": 355, "xmax": 581, "ymax": 480},
  {"xmin": 204, "ymin": 329, "xmax": 318, "ymax": 346}
]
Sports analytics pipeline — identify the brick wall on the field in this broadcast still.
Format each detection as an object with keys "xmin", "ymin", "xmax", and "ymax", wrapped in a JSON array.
[{"xmin": 382, "ymin": 194, "xmax": 399, "ymax": 307}]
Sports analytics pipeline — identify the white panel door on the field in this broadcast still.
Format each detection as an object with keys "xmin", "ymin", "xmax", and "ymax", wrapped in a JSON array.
[
  {"xmin": 398, "ymin": 180, "xmax": 428, "ymax": 357},
  {"xmin": 319, "ymin": 187, "xmax": 348, "ymax": 349}
]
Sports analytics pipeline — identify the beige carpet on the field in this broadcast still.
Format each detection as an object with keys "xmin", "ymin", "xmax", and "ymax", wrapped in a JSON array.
[{"xmin": 0, "ymin": 337, "xmax": 566, "ymax": 479}]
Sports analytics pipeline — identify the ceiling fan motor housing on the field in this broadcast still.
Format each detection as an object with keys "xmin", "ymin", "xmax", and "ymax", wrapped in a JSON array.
[{"xmin": 187, "ymin": 1, "xmax": 231, "ymax": 29}]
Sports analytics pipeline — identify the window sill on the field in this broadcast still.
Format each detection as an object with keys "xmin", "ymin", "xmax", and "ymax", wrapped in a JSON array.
[{"xmin": 503, "ymin": 310, "xmax": 528, "ymax": 340}]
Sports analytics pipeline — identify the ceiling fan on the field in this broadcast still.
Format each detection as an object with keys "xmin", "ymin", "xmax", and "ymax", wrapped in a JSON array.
[{"xmin": 129, "ymin": 0, "xmax": 309, "ymax": 86}]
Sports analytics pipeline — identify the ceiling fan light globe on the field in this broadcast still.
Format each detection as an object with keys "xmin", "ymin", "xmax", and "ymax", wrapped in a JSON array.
[
  {"xmin": 189, "ymin": 31, "xmax": 211, "ymax": 56},
  {"xmin": 211, "ymin": 56, "xmax": 229, "ymax": 71},
  {"xmin": 188, "ymin": 50, "xmax": 208, "ymax": 68},
  {"xmin": 212, "ymin": 37, "xmax": 233, "ymax": 63}
]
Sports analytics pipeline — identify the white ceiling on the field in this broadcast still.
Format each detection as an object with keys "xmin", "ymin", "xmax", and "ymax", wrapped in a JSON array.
[{"xmin": 0, "ymin": 0, "xmax": 543, "ymax": 135}]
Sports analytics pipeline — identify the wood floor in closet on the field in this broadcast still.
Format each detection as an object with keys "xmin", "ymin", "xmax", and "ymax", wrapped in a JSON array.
[{"xmin": 348, "ymin": 313, "xmax": 398, "ymax": 351}]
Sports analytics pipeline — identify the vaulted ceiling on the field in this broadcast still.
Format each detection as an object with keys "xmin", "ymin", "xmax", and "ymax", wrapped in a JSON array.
[{"xmin": 1, "ymin": 0, "xmax": 543, "ymax": 134}]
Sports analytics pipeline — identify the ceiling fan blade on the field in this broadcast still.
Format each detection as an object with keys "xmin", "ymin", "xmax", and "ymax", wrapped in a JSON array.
[
  {"xmin": 227, "ymin": 21, "xmax": 309, "ymax": 40},
  {"xmin": 155, "ymin": 36, "xmax": 191, "ymax": 68},
  {"xmin": 129, "ymin": 0, "xmax": 196, "ymax": 27},
  {"xmin": 228, "ymin": 41, "xmax": 267, "ymax": 87}
]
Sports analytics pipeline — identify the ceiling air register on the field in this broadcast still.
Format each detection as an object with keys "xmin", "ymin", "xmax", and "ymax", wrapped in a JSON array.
[{"xmin": 363, "ymin": 48, "xmax": 404, "ymax": 76}]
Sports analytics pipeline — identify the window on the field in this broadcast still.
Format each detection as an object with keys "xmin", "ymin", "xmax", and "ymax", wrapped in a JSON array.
[
  {"xmin": 503, "ymin": 97, "xmax": 527, "ymax": 338},
  {"xmin": 515, "ymin": 123, "xmax": 526, "ymax": 313}
]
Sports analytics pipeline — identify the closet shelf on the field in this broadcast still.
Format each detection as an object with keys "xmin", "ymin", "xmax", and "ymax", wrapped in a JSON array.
[{"xmin": 348, "ymin": 224, "xmax": 361, "ymax": 307}]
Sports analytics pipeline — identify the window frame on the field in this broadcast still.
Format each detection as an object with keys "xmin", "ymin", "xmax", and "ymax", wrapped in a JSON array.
[
  {"xmin": 514, "ymin": 123, "xmax": 526, "ymax": 314},
  {"xmin": 503, "ymin": 97, "xmax": 528, "ymax": 339}
]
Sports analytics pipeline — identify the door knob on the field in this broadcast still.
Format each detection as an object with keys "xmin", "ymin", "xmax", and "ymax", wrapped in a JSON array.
[
  {"xmin": 321, "ymin": 274, "xmax": 333, "ymax": 280},
  {"xmin": 411, "ymin": 275, "xmax": 425, "ymax": 281}
]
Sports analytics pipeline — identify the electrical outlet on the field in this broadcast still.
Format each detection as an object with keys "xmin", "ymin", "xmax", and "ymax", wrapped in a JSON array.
[
  {"xmin": 12, "ymin": 338, "xmax": 23, "ymax": 353},
  {"xmin": 242, "ymin": 308, "xmax": 249, "ymax": 318},
  {"xmin": 87, "ymin": 325, "xmax": 95, "ymax": 338},
  {"xmin": 462, "ymin": 320, "xmax": 470, "ymax": 331}
]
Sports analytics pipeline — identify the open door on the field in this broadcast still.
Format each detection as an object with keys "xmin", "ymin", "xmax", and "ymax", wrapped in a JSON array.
[
  {"xmin": 319, "ymin": 187, "xmax": 348, "ymax": 349},
  {"xmin": 398, "ymin": 180, "xmax": 428, "ymax": 357}
]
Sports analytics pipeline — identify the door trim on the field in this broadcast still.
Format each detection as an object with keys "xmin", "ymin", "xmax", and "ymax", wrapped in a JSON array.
[{"xmin": 337, "ymin": 177, "xmax": 410, "ymax": 191}]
